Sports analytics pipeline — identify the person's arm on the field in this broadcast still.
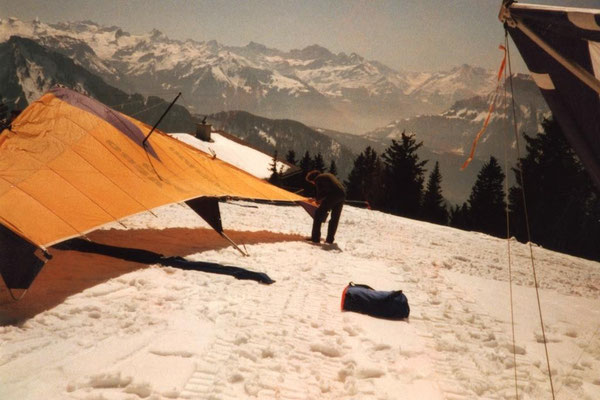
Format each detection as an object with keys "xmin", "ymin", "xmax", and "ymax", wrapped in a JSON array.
[{"xmin": 314, "ymin": 178, "xmax": 327, "ymax": 203}]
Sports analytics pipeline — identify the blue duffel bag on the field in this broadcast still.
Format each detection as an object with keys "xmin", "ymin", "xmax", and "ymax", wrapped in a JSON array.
[{"xmin": 341, "ymin": 282, "xmax": 410, "ymax": 320}]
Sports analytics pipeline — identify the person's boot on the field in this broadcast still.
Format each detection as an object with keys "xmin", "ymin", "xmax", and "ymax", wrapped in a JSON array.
[{"xmin": 311, "ymin": 222, "xmax": 322, "ymax": 243}]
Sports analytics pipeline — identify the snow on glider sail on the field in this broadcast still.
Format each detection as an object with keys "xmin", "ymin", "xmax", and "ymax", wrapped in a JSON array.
[
  {"xmin": 500, "ymin": 1, "xmax": 600, "ymax": 190},
  {"xmin": 0, "ymin": 87, "xmax": 307, "ymax": 290}
]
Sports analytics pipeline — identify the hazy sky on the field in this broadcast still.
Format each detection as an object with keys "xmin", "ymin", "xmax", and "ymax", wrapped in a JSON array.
[{"xmin": 1, "ymin": 0, "xmax": 599, "ymax": 73}]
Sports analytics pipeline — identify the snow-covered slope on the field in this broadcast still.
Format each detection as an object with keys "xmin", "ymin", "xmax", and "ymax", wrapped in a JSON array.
[
  {"xmin": 170, "ymin": 132, "xmax": 290, "ymax": 179},
  {"xmin": 1, "ymin": 200, "xmax": 598, "ymax": 399},
  {"xmin": 206, "ymin": 110, "xmax": 356, "ymax": 179},
  {"xmin": 0, "ymin": 116, "xmax": 597, "ymax": 397}
]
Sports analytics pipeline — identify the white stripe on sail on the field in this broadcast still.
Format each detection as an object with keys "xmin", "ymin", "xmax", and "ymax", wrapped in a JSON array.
[
  {"xmin": 568, "ymin": 12, "xmax": 600, "ymax": 31},
  {"xmin": 589, "ymin": 41, "xmax": 600, "ymax": 80},
  {"xmin": 531, "ymin": 72, "xmax": 555, "ymax": 90}
]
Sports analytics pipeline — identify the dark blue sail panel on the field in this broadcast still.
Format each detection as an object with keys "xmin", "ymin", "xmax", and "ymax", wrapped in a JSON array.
[{"xmin": 504, "ymin": 3, "xmax": 600, "ymax": 189}]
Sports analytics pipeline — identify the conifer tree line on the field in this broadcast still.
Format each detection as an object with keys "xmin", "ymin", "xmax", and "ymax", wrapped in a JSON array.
[
  {"xmin": 343, "ymin": 131, "xmax": 448, "ymax": 223},
  {"xmin": 271, "ymin": 119, "xmax": 600, "ymax": 261},
  {"xmin": 450, "ymin": 118, "xmax": 599, "ymax": 260}
]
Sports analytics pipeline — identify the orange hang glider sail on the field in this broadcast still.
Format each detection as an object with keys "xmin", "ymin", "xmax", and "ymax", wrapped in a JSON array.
[{"xmin": 0, "ymin": 87, "xmax": 307, "ymax": 290}]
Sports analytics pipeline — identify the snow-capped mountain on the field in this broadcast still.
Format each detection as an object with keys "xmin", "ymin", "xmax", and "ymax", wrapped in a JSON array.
[
  {"xmin": 365, "ymin": 74, "xmax": 549, "ymax": 161},
  {"xmin": 0, "ymin": 35, "xmax": 195, "ymax": 133},
  {"xmin": 0, "ymin": 17, "xmax": 510, "ymax": 133},
  {"xmin": 406, "ymin": 64, "xmax": 500, "ymax": 111}
]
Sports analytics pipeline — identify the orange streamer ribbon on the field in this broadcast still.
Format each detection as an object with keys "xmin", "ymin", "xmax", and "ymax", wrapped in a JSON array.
[{"xmin": 461, "ymin": 45, "xmax": 507, "ymax": 170}]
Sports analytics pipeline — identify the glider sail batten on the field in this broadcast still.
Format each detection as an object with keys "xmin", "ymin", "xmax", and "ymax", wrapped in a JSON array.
[
  {"xmin": 0, "ymin": 88, "xmax": 305, "ymax": 251},
  {"xmin": 501, "ymin": 2, "xmax": 600, "ymax": 189}
]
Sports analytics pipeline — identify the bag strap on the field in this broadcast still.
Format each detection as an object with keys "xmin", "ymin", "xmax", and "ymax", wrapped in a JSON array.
[{"xmin": 348, "ymin": 281, "xmax": 374, "ymax": 290}]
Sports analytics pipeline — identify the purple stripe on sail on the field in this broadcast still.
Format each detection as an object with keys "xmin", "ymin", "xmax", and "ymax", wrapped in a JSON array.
[{"xmin": 50, "ymin": 87, "xmax": 159, "ymax": 159}]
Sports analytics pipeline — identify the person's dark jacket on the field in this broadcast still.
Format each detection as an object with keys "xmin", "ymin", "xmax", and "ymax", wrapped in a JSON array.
[{"xmin": 314, "ymin": 173, "xmax": 345, "ymax": 203}]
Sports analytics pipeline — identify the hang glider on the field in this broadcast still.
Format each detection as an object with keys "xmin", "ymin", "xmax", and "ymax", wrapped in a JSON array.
[
  {"xmin": 0, "ymin": 87, "xmax": 310, "ymax": 291},
  {"xmin": 499, "ymin": 1, "xmax": 600, "ymax": 190}
]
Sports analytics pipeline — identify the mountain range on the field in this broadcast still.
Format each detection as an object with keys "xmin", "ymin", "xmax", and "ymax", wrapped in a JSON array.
[
  {"xmin": 0, "ymin": 35, "xmax": 196, "ymax": 133},
  {"xmin": 0, "ymin": 16, "xmax": 551, "ymax": 204},
  {"xmin": 366, "ymin": 74, "xmax": 550, "ymax": 159},
  {"xmin": 0, "ymin": 17, "xmax": 534, "ymax": 133}
]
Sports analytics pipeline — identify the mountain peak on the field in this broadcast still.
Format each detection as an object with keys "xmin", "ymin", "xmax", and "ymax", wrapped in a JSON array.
[
  {"xmin": 205, "ymin": 39, "xmax": 221, "ymax": 52},
  {"xmin": 1, "ymin": 17, "xmax": 24, "ymax": 27},
  {"xmin": 451, "ymin": 64, "xmax": 486, "ymax": 74},
  {"xmin": 337, "ymin": 51, "xmax": 364, "ymax": 64},
  {"xmin": 290, "ymin": 44, "xmax": 334, "ymax": 60},
  {"xmin": 246, "ymin": 41, "xmax": 268, "ymax": 51},
  {"xmin": 49, "ymin": 20, "xmax": 103, "ymax": 35},
  {"xmin": 0, "ymin": 17, "xmax": 40, "ymax": 42},
  {"xmin": 149, "ymin": 28, "xmax": 165, "ymax": 40}
]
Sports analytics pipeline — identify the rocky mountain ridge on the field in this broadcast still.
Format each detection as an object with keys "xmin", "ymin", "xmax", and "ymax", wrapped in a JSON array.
[
  {"xmin": 1, "ymin": 17, "xmax": 508, "ymax": 133},
  {"xmin": 0, "ymin": 36, "xmax": 195, "ymax": 134}
]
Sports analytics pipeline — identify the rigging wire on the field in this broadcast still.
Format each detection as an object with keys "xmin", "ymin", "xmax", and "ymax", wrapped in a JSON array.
[
  {"xmin": 179, "ymin": 92, "xmax": 193, "ymax": 112},
  {"xmin": 107, "ymin": 98, "xmax": 145, "ymax": 109},
  {"xmin": 129, "ymin": 100, "xmax": 170, "ymax": 117},
  {"xmin": 505, "ymin": 33, "xmax": 557, "ymax": 400},
  {"xmin": 502, "ymin": 34, "xmax": 520, "ymax": 400},
  {"xmin": 108, "ymin": 92, "xmax": 185, "ymax": 117}
]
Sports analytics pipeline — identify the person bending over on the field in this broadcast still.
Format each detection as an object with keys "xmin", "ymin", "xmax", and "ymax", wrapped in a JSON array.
[{"xmin": 305, "ymin": 170, "xmax": 346, "ymax": 244}]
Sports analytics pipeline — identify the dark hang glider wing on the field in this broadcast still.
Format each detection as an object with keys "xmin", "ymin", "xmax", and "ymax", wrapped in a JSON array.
[{"xmin": 500, "ymin": 1, "xmax": 600, "ymax": 189}]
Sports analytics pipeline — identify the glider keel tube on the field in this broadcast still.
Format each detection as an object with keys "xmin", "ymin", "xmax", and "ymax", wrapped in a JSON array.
[{"xmin": 185, "ymin": 196, "xmax": 248, "ymax": 256}]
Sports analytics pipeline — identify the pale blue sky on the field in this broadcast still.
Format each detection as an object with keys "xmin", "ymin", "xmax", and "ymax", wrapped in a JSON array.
[{"xmin": 1, "ymin": 0, "xmax": 599, "ymax": 72}]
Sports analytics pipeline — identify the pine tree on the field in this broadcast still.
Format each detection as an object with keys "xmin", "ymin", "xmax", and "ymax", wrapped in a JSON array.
[
  {"xmin": 344, "ymin": 146, "xmax": 384, "ymax": 206},
  {"xmin": 312, "ymin": 153, "xmax": 326, "ymax": 173},
  {"xmin": 449, "ymin": 203, "xmax": 470, "ymax": 230},
  {"xmin": 381, "ymin": 132, "xmax": 427, "ymax": 218},
  {"xmin": 421, "ymin": 161, "xmax": 448, "ymax": 225},
  {"xmin": 285, "ymin": 150, "xmax": 297, "ymax": 166},
  {"xmin": 268, "ymin": 151, "xmax": 280, "ymax": 185},
  {"xmin": 467, "ymin": 156, "xmax": 506, "ymax": 237},
  {"xmin": 298, "ymin": 151, "xmax": 314, "ymax": 196},
  {"xmin": 328, "ymin": 160, "xmax": 338, "ymax": 176},
  {"xmin": 345, "ymin": 153, "xmax": 366, "ymax": 200},
  {"xmin": 509, "ymin": 117, "xmax": 600, "ymax": 259},
  {"xmin": 299, "ymin": 151, "xmax": 312, "ymax": 173}
]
